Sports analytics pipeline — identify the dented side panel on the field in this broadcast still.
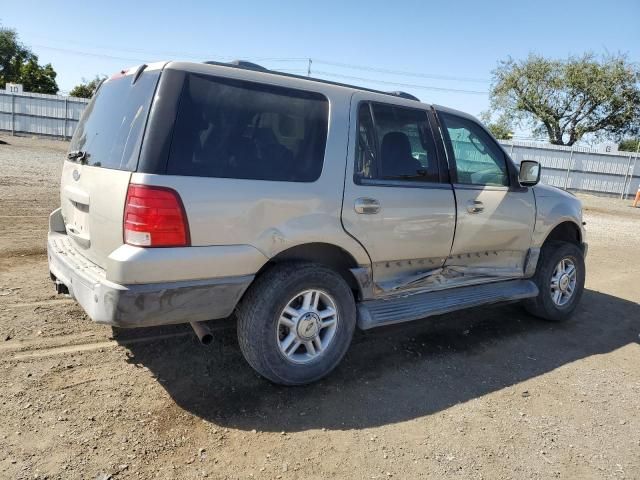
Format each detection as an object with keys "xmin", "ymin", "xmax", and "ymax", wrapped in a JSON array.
[
  {"xmin": 129, "ymin": 85, "xmax": 371, "ymax": 268},
  {"xmin": 531, "ymin": 184, "xmax": 585, "ymax": 249},
  {"xmin": 340, "ymin": 90, "xmax": 457, "ymax": 289},
  {"xmin": 446, "ymin": 186, "xmax": 536, "ymax": 278}
]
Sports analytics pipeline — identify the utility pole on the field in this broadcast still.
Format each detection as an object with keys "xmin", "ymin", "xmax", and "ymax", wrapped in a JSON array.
[
  {"xmin": 307, "ymin": 58, "xmax": 312, "ymax": 77},
  {"xmin": 11, "ymin": 93, "xmax": 15, "ymax": 136},
  {"xmin": 564, "ymin": 146, "xmax": 574, "ymax": 190},
  {"xmin": 621, "ymin": 140, "xmax": 640, "ymax": 199}
]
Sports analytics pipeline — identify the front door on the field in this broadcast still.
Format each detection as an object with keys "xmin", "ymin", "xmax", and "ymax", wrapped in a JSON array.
[
  {"xmin": 437, "ymin": 109, "xmax": 535, "ymax": 281},
  {"xmin": 341, "ymin": 95, "xmax": 456, "ymax": 294}
]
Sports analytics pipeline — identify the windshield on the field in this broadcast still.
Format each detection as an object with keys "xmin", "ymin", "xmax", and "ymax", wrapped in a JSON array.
[{"xmin": 69, "ymin": 70, "xmax": 160, "ymax": 171}]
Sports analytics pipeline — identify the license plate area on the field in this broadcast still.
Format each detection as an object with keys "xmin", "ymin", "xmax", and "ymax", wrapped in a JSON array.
[{"xmin": 67, "ymin": 200, "xmax": 90, "ymax": 235}]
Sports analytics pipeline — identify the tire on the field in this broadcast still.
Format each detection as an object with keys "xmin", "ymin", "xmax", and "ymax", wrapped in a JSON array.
[
  {"xmin": 236, "ymin": 262, "xmax": 356, "ymax": 385},
  {"xmin": 524, "ymin": 240, "xmax": 585, "ymax": 322}
]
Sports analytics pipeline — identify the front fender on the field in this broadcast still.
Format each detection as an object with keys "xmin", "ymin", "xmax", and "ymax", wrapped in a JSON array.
[{"xmin": 531, "ymin": 185, "xmax": 584, "ymax": 248}]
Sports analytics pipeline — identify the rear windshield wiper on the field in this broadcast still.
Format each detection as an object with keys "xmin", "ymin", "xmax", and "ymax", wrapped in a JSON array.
[{"xmin": 67, "ymin": 150, "xmax": 88, "ymax": 163}]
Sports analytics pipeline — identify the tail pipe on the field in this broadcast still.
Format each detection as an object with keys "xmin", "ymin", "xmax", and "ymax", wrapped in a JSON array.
[
  {"xmin": 190, "ymin": 321, "xmax": 213, "ymax": 346},
  {"xmin": 54, "ymin": 279, "xmax": 69, "ymax": 295}
]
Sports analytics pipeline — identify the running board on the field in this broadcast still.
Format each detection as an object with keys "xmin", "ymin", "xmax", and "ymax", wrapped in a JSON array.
[{"xmin": 357, "ymin": 280, "xmax": 539, "ymax": 330}]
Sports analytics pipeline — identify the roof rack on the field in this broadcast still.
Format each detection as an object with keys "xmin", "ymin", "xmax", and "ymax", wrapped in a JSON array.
[
  {"xmin": 200, "ymin": 59, "xmax": 422, "ymax": 103},
  {"xmin": 387, "ymin": 91, "xmax": 420, "ymax": 102},
  {"xmin": 204, "ymin": 60, "xmax": 268, "ymax": 72}
]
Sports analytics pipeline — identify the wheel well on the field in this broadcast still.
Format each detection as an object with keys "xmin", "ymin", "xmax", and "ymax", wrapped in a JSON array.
[
  {"xmin": 257, "ymin": 243, "xmax": 361, "ymax": 293},
  {"xmin": 544, "ymin": 221, "xmax": 582, "ymax": 246}
]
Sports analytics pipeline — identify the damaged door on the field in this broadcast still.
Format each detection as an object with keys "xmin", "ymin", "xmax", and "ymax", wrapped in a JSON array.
[
  {"xmin": 341, "ymin": 96, "xmax": 456, "ymax": 295},
  {"xmin": 437, "ymin": 109, "xmax": 535, "ymax": 284}
]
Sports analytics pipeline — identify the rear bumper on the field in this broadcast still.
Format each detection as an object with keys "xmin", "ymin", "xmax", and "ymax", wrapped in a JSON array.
[{"xmin": 47, "ymin": 231, "xmax": 253, "ymax": 328}]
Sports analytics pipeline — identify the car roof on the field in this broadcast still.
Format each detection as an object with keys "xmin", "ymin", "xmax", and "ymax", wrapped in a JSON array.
[
  {"xmin": 164, "ymin": 60, "xmax": 435, "ymax": 109},
  {"xmin": 432, "ymin": 104, "xmax": 480, "ymax": 122}
]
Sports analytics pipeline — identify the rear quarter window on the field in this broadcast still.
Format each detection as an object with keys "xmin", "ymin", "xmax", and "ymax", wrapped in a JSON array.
[{"xmin": 166, "ymin": 74, "xmax": 329, "ymax": 182}]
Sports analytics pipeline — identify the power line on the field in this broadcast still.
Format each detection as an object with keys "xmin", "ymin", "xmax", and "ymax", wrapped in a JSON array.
[
  {"xmin": 33, "ymin": 44, "xmax": 149, "ymax": 63},
  {"xmin": 33, "ymin": 45, "xmax": 305, "ymax": 75},
  {"xmin": 313, "ymin": 59, "xmax": 489, "ymax": 84},
  {"xmin": 32, "ymin": 37, "xmax": 308, "ymax": 62},
  {"xmin": 33, "ymin": 33, "xmax": 490, "ymax": 83},
  {"xmin": 32, "ymin": 33, "xmax": 490, "ymax": 84},
  {"xmin": 28, "ymin": 34, "xmax": 307, "ymax": 63},
  {"xmin": 31, "ymin": 44, "xmax": 488, "ymax": 95},
  {"xmin": 312, "ymin": 70, "xmax": 488, "ymax": 95},
  {"xmin": 270, "ymin": 68, "xmax": 308, "ymax": 74},
  {"xmin": 28, "ymin": 32, "xmax": 491, "ymax": 86}
]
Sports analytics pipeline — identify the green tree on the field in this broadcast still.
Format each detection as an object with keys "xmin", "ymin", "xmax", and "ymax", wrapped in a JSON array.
[
  {"xmin": 18, "ymin": 56, "xmax": 58, "ymax": 94},
  {"xmin": 480, "ymin": 112, "xmax": 514, "ymax": 140},
  {"xmin": 69, "ymin": 75, "xmax": 106, "ymax": 98},
  {"xmin": 489, "ymin": 53, "xmax": 640, "ymax": 146},
  {"xmin": 0, "ymin": 27, "xmax": 29, "ymax": 85},
  {"xmin": 0, "ymin": 26, "xmax": 58, "ymax": 94},
  {"xmin": 618, "ymin": 137, "xmax": 640, "ymax": 152}
]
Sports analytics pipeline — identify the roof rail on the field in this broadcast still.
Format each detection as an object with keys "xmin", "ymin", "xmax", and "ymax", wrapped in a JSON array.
[
  {"xmin": 203, "ymin": 59, "xmax": 268, "ymax": 72},
  {"xmin": 388, "ymin": 91, "xmax": 420, "ymax": 102},
  {"xmin": 198, "ymin": 60, "xmax": 426, "ymax": 104}
]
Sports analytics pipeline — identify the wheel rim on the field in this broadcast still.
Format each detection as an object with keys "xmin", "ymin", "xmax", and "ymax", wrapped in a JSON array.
[
  {"xmin": 276, "ymin": 289, "xmax": 339, "ymax": 364},
  {"xmin": 550, "ymin": 257, "xmax": 577, "ymax": 306}
]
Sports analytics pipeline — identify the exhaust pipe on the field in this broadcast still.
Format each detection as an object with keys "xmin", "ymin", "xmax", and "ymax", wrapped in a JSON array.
[
  {"xmin": 190, "ymin": 321, "xmax": 213, "ymax": 345},
  {"xmin": 54, "ymin": 280, "xmax": 69, "ymax": 295}
]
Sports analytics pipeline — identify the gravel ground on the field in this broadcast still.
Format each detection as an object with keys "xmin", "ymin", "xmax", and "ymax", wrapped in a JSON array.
[
  {"xmin": 579, "ymin": 193, "xmax": 640, "ymax": 249},
  {"xmin": 1, "ymin": 134, "xmax": 639, "ymax": 480}
]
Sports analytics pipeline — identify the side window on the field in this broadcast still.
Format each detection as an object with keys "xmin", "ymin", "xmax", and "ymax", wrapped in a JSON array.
[
  {"xmin": 355, "ymin": 104, "xmax": 377, "ymax": 179},
  {"xmin": 167, "ymin": 73, "xmax": 328, "ymax": 182},
  {"xmin": 355, "ymin": 102, "xmax": 439, "ymax": 182},
  {"xmin": 440, "ymin": 113, "xmax": 509, "ymax": 187}
]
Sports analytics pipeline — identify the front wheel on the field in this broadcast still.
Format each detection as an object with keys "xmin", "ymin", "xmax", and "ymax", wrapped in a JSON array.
[
  {"xmin": 524, "ymin": 241, "xmax": 585, "ymax": 321},
  {"xmin": 236, "ymin": 262, "xmax": 356, "ymax": 385}
]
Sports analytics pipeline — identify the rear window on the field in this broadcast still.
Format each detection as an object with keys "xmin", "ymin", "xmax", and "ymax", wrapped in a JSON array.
[
  {"xmin": 166, "ymin": 74, "xmax": 329, "ymax": 182},
  {"xmin": 69, "ymin": 70, "xmax": 160, "ymax": 171}
]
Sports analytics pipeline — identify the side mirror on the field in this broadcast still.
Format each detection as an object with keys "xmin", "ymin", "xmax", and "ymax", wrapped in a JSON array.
[{"xmin": 519, "ymin": 160, "xmax": 541, "ymax": 187}]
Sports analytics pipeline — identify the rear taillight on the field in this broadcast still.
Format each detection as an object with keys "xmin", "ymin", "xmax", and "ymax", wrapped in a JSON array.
[{"xmin": 124, "ymin": 184, "xmax": 190, "ymax": 247}]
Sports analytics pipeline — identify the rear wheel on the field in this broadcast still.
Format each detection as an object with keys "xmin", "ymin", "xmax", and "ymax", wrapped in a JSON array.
[
  {"xmin": 236, "ymin": 262, "xmax": 356, "ymax": 385},
  {"xmin": 524, "ymin": 241, "xmax": 585, "ymax": 321}
]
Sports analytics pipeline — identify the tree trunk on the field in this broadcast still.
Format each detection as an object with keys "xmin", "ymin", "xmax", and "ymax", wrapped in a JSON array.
[{"xmin": 549, "ymin": 129, "xmax": 567, "ymax": 146}]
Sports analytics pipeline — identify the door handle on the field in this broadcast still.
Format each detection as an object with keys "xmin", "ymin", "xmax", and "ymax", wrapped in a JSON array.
[
  {"xmin": 467, "ymin": 200, "xmax": 484, "ymax": 213},
  {"xmin": 354, "ymin": 197, "xmax": 380, "ymax": 214}
]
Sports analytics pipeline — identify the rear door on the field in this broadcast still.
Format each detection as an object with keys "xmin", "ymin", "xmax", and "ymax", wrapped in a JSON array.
[
  {"xmin": 436, "ymin": 109, "xmax": 535, "ymax": 279},
  {"xmin": 60, "ymin": 65, "xmax": 161, "ymax": 268},
  {"xmin": 341, "ymin": 95, "xmax": 456, "ymax": 292}
]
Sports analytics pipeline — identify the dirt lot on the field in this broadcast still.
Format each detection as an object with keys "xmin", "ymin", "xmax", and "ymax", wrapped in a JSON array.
[{"xmin": 1, "ymin": 134, "xmax": 639, "ymax": 480}]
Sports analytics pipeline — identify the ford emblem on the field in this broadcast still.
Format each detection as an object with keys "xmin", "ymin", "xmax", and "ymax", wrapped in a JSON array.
[{"xmin": 72, "ymin": 169, "xmax": 80, "ymax": 181}]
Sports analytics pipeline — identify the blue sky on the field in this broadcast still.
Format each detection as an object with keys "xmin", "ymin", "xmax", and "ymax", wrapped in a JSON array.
[{"xmin": 2, "ymin": 0, "xmax": 638, "ymax": 135}]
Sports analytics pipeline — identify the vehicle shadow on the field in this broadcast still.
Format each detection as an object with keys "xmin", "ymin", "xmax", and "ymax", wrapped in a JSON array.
[{"xmin": 120, "ymin": 289, "xmax": 639, "ymax": 432}]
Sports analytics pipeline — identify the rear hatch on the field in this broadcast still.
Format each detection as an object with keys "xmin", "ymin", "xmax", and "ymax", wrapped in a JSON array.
[{"xmin": 60, "ymin": 64, "xmax": 162, "ymax": 268}]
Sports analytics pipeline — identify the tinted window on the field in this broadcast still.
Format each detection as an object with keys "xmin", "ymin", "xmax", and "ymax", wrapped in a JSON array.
[
  {"xmin": 70, "ymin": 71, "xmax": 160, "ymax": 171},
  {"xmin": 440, "ymin": 113, "xmax": 509, "ymax": 186},
  {"xmin": 355, "ymin": 102, "xmax": 439, "ymax": 182},
  {"xmin": 355, "ymin": 104, "xmax": 378, "ymax": 179},
  {"xmin": 167, "ymin": 74, "xmax": 328, "ymax": 182}
]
